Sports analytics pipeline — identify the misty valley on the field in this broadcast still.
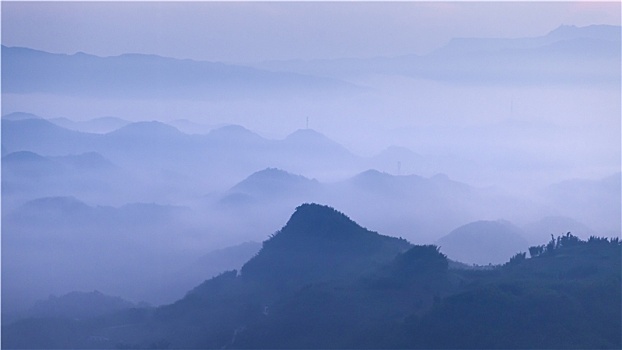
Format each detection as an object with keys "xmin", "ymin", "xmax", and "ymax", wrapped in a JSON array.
[{"xmin": 1, "ymin": 21, "xmax": 621, "ymax": 349}]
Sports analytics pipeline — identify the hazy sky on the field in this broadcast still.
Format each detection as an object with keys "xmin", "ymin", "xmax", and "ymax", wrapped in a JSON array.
[{"xmin": 2, "ymin": 1, "xmax": 620, "ymax": 62}]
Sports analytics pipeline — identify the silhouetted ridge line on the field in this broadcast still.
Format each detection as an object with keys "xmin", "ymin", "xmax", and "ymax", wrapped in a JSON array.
[
  {"xmin": 240, "ymin": 203, "xmax": 411, "ymax": 287},
  {"xmin": 278, "ymin": 203, "xmax": 366, "ymax": 238}
]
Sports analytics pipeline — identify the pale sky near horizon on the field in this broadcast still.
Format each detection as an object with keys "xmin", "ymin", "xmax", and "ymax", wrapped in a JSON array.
[{"xmin": 2, "ymin": 1, "xmax": 620, "ymax": 63}]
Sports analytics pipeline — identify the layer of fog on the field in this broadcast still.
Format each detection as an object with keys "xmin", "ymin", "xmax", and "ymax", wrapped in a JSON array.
[{"xmin": 1, "ymin": 25, "xmax": 620, "ymax": 316}]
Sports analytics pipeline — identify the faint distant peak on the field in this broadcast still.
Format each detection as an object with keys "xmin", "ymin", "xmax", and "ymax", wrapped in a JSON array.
[
  {"xmin": 437, "ymin": 220, "xmax": 530, "ymax": 265},
  {"xmin": 441, "ymin": 220, "xmax": 527, "ymax": 243},
  {"xmin": 2, "ymin": 116, "xmax": 77, "ymax": 130},
  {"xmin": 1, "ymin": 112, "xmax": 42, "ymax": 121},
  {"xmin": 283, "ymin": 128, "xmax": 348, "ymax": 151},
  {"xmin": 107, "ymin": 120, "xmax": 183, "ymax": 136},
  {"xmin": 430, "ymin": 173, "xmax": 451, "ymax": 182},
  {"xmin": 354, "ymin": 169, "xmax": 393, "ymax": 180},
  {"xmin": 21, "ymin": 196, "xmax": 91, "ymax": 212},
  {"xmin": 229, "ymin": 168, "xmax": 318, "ymax": 196},
  {"xmin": 254, "ymin": 167, "xmax": 315, "ymax": 183},
  {"xmin": 432, "ymin": 23, "xmax": 621, "ymax": 57},
  {"xmin": 2, "ymin": 150, "xmax": 49, "ymax": 163},
  {"xmin": 91, "ymin": 116, "xmax": 128, "ymax": 123},
  {"xmin": 246, "ymin": 167, "xmax": 307, "ymax": 180},
  {"xmin": 546, "ymin": 24, "xmax": 621, "ymax": 41},
  {"xmin": 285, "ymin": 128, "xmax": 326, "ymax": 140},
  {"xmin": 208, "ymin": 124, "xmax": 262, "ymax": 139},
  {"xmin": 376, "ymin": 145, "xmax": 422, "ymax": 157}
]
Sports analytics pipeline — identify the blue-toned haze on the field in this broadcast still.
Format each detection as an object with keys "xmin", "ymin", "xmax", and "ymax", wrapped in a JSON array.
[{"xmin": 1, "ymin": 1, "xmax": 620, "ymax": 328}]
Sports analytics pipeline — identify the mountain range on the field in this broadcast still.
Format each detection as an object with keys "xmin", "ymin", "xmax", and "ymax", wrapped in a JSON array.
[
  {"xmin": 250, "ymin": 24, "xmax": 620, "ymax": 86},
  {"xmin": 3, "ymin": 111, "xmax": 619, "ymax": 313},
  {"xmin": 3, "ymin": 25, "xmax": 618, "ymax": 106},
  {"xmin": 2, "ymin": 24, "xmax": 620, "ymax": 327},
  {"xmin": 2, "ymin": 204, "xmax": 619, "ymax": 349},
  {"xmin": 1, "ymin": 45, "xmax": 359, "ymax": 99}
]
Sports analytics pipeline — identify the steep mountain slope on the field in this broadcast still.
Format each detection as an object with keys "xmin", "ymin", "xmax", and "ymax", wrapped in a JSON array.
[
  {"xmin": 240, "ymin": 204, "xmax": 411, "ymax": 289},
  {"xmin": 147, "ymin": 241, "xmax": 262, "ymax": 307},
  {"xmin": 3, "ymin": 206, "xmax": 619, "ymax": 349},
  {"xmin": 123, "ymin": 204, "xmax": 412, "ymax": 348}
]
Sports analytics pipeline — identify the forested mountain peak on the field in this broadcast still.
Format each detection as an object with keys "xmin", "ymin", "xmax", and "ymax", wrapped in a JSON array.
[
  {"xmin": 273, "ymin": 203, "xmax": 367, "ymax": 239},
  {"xmin": 240, "ymin": 203, "xmax": 411, "ymax": 286}
]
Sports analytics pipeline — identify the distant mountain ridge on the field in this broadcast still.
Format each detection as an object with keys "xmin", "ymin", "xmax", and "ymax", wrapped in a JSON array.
[
  {"xmin": 1, "ymin": 45, "xmax": 359, "ymax": 99},
  {"xmin": 48, "ymin": 116, "xmax": 130, "ymax": 133},
  {"xmin": 3, "ymin": 24, "xmax": 617, "ymax": 105},
  {"xmin": 3, "ymin": 112, "xmax": 620, "ymax": 316},
  {"xmin": 433, "ymin": 24, "xmax": 620, "ymax": 56},
  {"xmin": 250, "ymin": 24, "xmax": 620, "ymax": 85}
]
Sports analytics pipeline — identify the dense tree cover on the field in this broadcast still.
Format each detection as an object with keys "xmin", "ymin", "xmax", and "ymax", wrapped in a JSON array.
[{"xmin": 2, "ymin": 204, "xmax": 620, "ymax": 349}]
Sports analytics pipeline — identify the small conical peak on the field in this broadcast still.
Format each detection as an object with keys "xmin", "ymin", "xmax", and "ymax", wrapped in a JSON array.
[
  {"xmin": 350, "ymin": 169, "xmax": 394, "ymax": 186},
  {"xmin": 356, "ymin": 169, "xmax": 391, "ymax": 179},
  {"xmin": 285, "ymin": 203, "xmax": 360, "ymax": 230},
  {"xmin": 242, "ymin": 168, "xmax": 309, "ymax": 184},
  {"xmin": 285, "ymin": 128, "xmax": 326, "ymax": 141},
  {"xmin": 254, "ymin": 203, "xmax": 395, "ymax": 251},
  {"xmin": 282, "ymin": 203, "xmax": 362, "ymax": 238},
  {"xmin": 1, "ymin": 112, "xmax": 42, "ymax": 121},
  {"xmin": 21, "ymin": 196, "xmax": 91, "ymax": 213},
  {"xmin": 230, "ymin": 168, "xmax": 316, "ymax": 195},
  {"xmin": 240, "ymin": 203, "xmax": 411, "ymax": 284},
  {"xmin": 2, "ymin": 151, "xmax": 48, "ymax": 163},
  {"xmin": 109, "ymin": 120, "xmax": 182, "ymax": 137},
  {"xmin": 210, "ymin": 124, "xmax": 252, "ymax": 135},
  {"xmin": 207, "ymin": 124, "xmax": 264, "ymax": 143},
  {"xmin": 431, "ymin": 173, "xmax": 450, "ymax": 182}
]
